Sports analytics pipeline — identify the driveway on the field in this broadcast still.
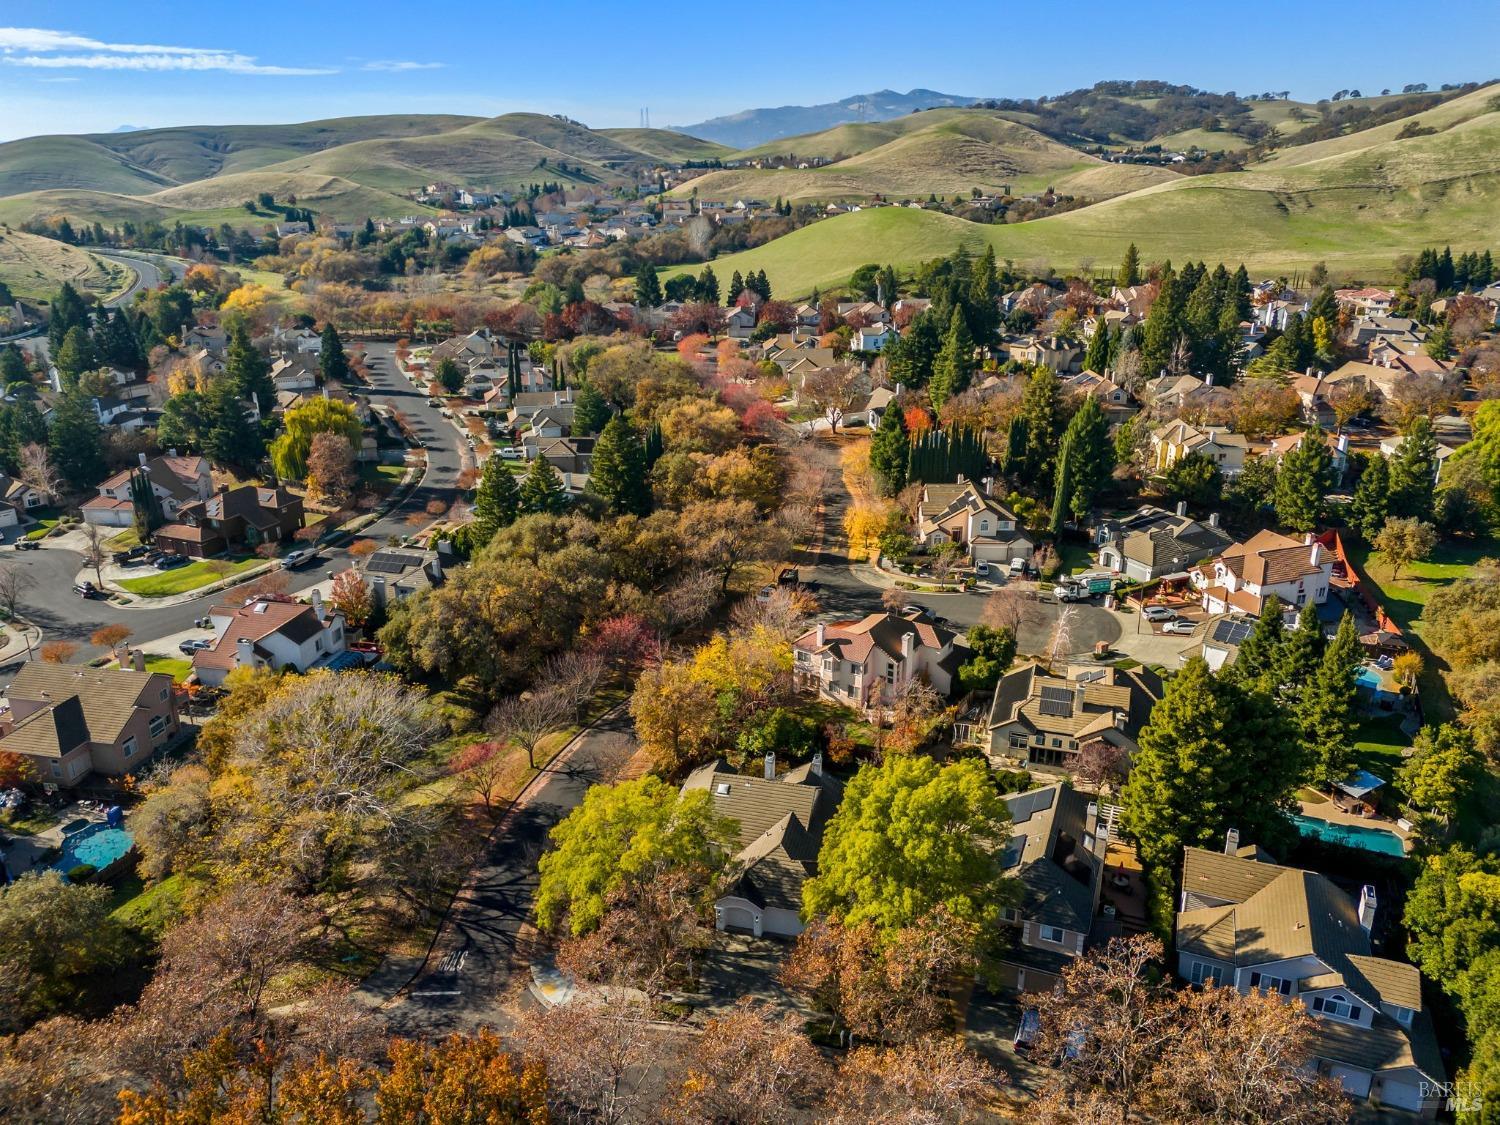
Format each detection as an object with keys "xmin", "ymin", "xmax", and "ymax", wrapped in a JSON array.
[{"xmin": 376, "ymin": 707, "xmax": 639, "ymax": 1036}]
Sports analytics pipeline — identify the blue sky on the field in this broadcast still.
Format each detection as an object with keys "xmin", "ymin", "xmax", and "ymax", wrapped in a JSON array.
[{"xmin": 3, "ymin": 1, "xmax": 1498, "ymax": 141}]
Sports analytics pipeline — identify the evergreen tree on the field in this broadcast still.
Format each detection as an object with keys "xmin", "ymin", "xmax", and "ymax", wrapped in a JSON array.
[
  {"xmin": 94, "ymin": 307, "xmax": 143, "ymax": 371},
  {"xmin": 929, "ymin": 306, "xmax": 975, "ymax": 408},
  {"xmin": 1349, "ymin": 454, "xmax": 1391, "ymax": 540},
  {"xmin": 1231, "ymin": 264, "xmax": 1253, "ymax": 320},
  {"xmin": 519, "ymin": 455, "xmax": 569, "ymax": 514},
  {"xmin": 695, "ymin": 265, "xmax": 720, "ymax": 305},
  {"xmin": 868, "ymin": 402, "xmax": 909, "ymax": 496},
  {"xmin": 1273, "ymin": 427, "xmax": 1334, "ymax": 532},
  {"xmin": 1275, "ymin": 601, "xmax": 1326, "ymax": 700},
  {"xmin": 876, "ymin": 265, "xmax": 898, "ymax": 308},
  {"xmin": 634, "ymin": 262, "xmax": 662, "ymax": 308},
  {"xmin": 202, "ymin": 379, "xmax": 264, "ymax": 470},
  {"xmin": 589, "ymin": 416, "xmax": 650, "ymax": 515},
  {"xmin": 226, "ymin": 324, "xmax": 273, "ymax": 413},
  {"xmin": 1227, "ymin": 595, "xmax": 1286, "ymax": 689},
  {"xmin": 1083, "ymin": 321, "xmax": 1112, "ymax": 374},
  {"xmin": 54, "ymin": 325, "xmax": 96, "ymax": 389},
  {"xmin": 1117, "ymin": 243, "xmax": 1141, "ymax": 288},
  {"xmin": 572, "ymin": 379, "xmax": 610, "ymax": 436},
  {"xmin": 967, "ymin": 247, "xmax": 1000, "ymax": 343},
  {"xmin": 471, "ymin": 453, "xmax": 520, "ymax": 543},
  {"xmin": 319, "ymin": 324, "xmax": 349, "ymax": 383},
  {"xmin": 0, "ymin": 344, "xmax": 29, "ymax": 386},
  {"xmin": 47, "ymin": 391, "xmax": 107, "ymax": 490},
  {"xmin": 727, "ymin": 270, "xmax": 745, "ymax": 304},
  {"xmin": 47, "ymin": 282, "xmax": 90, "ymax": 351},
  {"xmin": 435, "ymin": 357, "xmax": 464, "ymax": 395},
  {"xmin": 884, "ymin": 310, "xmax": 942, "ymax": 389},
  {"xmin": 1001, "ymin": 415, "xmax": 1027, "ymax": 480},
  {"xmin": 1299, "ymin": 612, "xmax": 1361, "ymax": 785},
  {"xmin": 1060, "ymin": 393, "xmax": 1113, "ymax": 520},
  {"xmin": 1050, "ymin": 435, "xmax": 1074, "ymax": 536},
  {"xmin": 1387, "ymin": 417, "xmax": 1438, "ymax": 521},
  {"xmin": 1122, "ymin": 658, "xmax": 1302, "ymax": 934},
  {"xmin": 1017, "ymin": 366, "xmax": 1062, "ymax": 484},
  {"xmin": 752, "ymin": 269, "xmax": 772, "ymax": 300},
  {"xmin": 129, "ymin": 469, "xmax": 164, "ymax": 538},
  {"xmin": 1139, "ymin": 264, "xmax": 1183, "ymax": 376}
]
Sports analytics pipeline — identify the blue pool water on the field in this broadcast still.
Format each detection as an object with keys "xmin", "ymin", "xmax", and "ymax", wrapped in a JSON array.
[
  {"xmin": 1289, "ymin": 813, "xmax": 1406, "ymax": 857},
  {"xmin": 1354, "ymin": 667, "xmax": 1381, "ymax": 690},
  {"xmin": 54, "ymin": 823, "xmax": 134, "ymax": 873}
]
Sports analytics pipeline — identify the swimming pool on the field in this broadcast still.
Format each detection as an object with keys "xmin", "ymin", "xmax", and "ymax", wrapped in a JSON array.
[
  {"xmin": 53, "ymin": 823, "xmax": 135, "ymax": 874},
  {"xmin": 1289, "ymin": 813, "xmax": 1406, "ymax": 857}
]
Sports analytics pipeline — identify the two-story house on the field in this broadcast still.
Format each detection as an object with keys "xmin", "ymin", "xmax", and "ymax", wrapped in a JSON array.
[
  {"xmin": 1190, "ymin": 529, "xmax": 1334, "ymax": 617},
  {"xmin": 982, "ymin": 662, "xmax": 1162, "ymax": 772},
  {"xmin": 192, "ymin": 592, "xmax": 347, "ymax": 686},
  {"xmin": 680, "ymin": 754, "xmax": 844, "ymax": 938},
  {"xmin": 996, "ymin": 783, "xmax": 1108, "ymax": 993},
  {"xmin": 914, "ymin": 480, "xmax": 1034, "ymax": 569},
  {"xmin": 0, "ymin": 660, "xmax": 180, "ymax": 786},
  {"xmin": 1094, "ymin": 503, "xmax": 1235, "ymax": 583},
  {"xmin": 1262, "ymin": 430, "xmax": 1350, "ymax": 484},
  {"xmin": 793, "ymin": 611, "xmax": 968, "ymax": 711},
  {"xmin": 153, "ymin": 484, "xmax": 304, "ymax": 558},
  {"xmin": 1177, "ymin": 843, "xmax": 1443, "ymax": 1116},
  {"xmin": 82, "ymin": 453, "xmax": 213, "ymax": 528},
  {"xmin": 1151, "ymin": 420, "xmax": 1249, "ymax": 478},
  {"xmin": 270, "ymin": 356, "xmax": 318, "ymax": 393}
]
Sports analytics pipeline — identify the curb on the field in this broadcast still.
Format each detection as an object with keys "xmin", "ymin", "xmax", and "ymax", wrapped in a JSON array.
[{"xmin": 370, "ymin": 699, "xmax": 629, "ymax": 1009}]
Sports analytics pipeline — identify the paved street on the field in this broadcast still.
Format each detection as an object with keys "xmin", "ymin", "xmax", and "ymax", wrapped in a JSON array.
[{"xmin": 379, "ymin": 708, "xmax": 639, "ymax": 1035}]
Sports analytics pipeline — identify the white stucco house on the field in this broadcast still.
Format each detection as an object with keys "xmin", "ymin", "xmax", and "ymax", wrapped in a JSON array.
[
  {"xmin": 1190, "ymin": 529, "xmax": 1334, "ymax": 616},
  {"xmin": 191, "ymin": 593, "xmax": 346, "ymax": 686}
]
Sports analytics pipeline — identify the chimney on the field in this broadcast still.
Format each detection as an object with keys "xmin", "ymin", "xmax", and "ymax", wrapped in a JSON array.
[
  {"xmin": 810, "ymin": 751, "xmax": 823, "ymax": 777},
  {"xmin": 1224, "ymin": 827, "xmax": 1240, "ymax": 855},
  {"xmin": 1208, "ymin": 512, "xmax": 1220, "ymax": 528},
  {"xmin": 137, "ymin": 452, "xmax": 148, "ymax": 467},
  {"xmin": 1309, "ymin": 541, "xmax": 1322, "ymax": 567},
  {"xmin": 371, "ymin": 574, "xmax": 387, "ymax": 608},
  {"xmin": 764, "ymin": 751, "xmax": 776, "ymax": 780},
  {"xmin": 131, "ymin": 649, "xmax": 145, "ymax": 672},
  {"xmin": 235, "ymin": 637, "xmax": 256, "ymax": 666},
  {"xmin": 901, "ymin": 630, "xmax": 915, "ymax": 660},
  {"xmin": 815, "ymin": 622, "xmax": 826, "ymax": 647},
  {"xmin": 1358, "ymin": 885, "xmax": 1377, "ymax": 933},
  {"xmin": 1176, "ymin": 500, "xmax": 1188, "ymax": 517}
]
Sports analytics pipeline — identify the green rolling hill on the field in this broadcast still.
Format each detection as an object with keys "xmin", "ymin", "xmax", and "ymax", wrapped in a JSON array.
[{"xmin": 0, "ymin": 228, "xmax": 129, "ymax": 302}]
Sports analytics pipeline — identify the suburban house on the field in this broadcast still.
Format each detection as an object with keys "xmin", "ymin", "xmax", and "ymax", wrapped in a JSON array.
[
  {"xmin": 851, "ymin": 324, "xmax": 897, "ymax": 352},
  {"xmin": 1065, "ymin": 370, "xmax": 1136, "ymax": 418},
  {"xmin": 0, "ymin": 661, "xmax": 180, "ymax": 786},
  {"xmin": 1379, "ymin": 433, "xmax": 1458, "ymax": 481},
  {"xmin": 793, "ymin": 611, "xmax": 967, "ymax": 710},
  {"xmin": 982, "ymin": 662, "xmax": 1162, "ymax": 772},
  {"xmin": 0, "ymin": 473, "xmax": 46, "ymax": 514},
  {"xmin": 1177, "ymin": 844, "xmax": 1443, "ymax": 1116},
  {"xmin": 1191, "ymin": 529, "xmax": 1334, "ymax": 616},
  {"xmin": 1181, "ymin": 615, "xmax": 1258, "ymax": 672},
  {"xmin": 357, "ymin": 547, "xmax": 445, "ymax": 610},
  {"xmin": 82, "ymin": 453, "xmax": 213, "ymax": 528},
  {"xmin": 431, "ymin": 329, "xmax": 500, "ymax": 365},
  {"xmin": 270, "ymin": 357, "xmax": 319, "ymax": 393},
  {"xmin": 1151, "ymin": 420, "xmax": 1249, "ymax": 478},
  {"xmin": 1263, "ymin": 430, "xmax": 1350, "ymax": 483},
  {"xmin": 1094, "ymin": 503, "xmax": 1235, "ymax": 583},
  {"xmin": 153, "ymin": 484, "xmax": 305, "ymax": 558},
  {"xmin": 680, "ymin": 756, "xmax": 844, "ymax": 938},
  {"xmin": 1334, "ymin": 287, "xmax": 1397, "ymax": 317},
  {"xmin": 1144, "ymin": 373, "xmax": 1210, "ymax": 414},
  {"xmin": 1004, "ymin": 335, "xmax": 1082, "ymax": 373},
  {"xmin": 996, "ymin": 783, "xmax": 1109, "ymax": 993},
  {"xmin": 914, "ymin": 480, "xmax": 1034, "ymax": 568},
  {"xmin": 191, "ymin": 593, "xmax": 347, "ymax": 686}
]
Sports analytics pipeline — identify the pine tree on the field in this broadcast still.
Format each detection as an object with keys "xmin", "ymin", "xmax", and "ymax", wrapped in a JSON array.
[
  {"xmin": 519, "ymin": 455, "xmax": 568, "ymax": 514},
  {"xmin": 0, "ymin": 344, "xmax": 28, "ymax": 386},
  {"xmin": 1227, "ymin": 595, "xmax": 1286, "ymax": 689},
  {"xmin": 1117, "ymin": 243, "xmax": 1141, "ymax": 288},
  {"xmin": 634, "ymin": 262, "xmax": 662, "ymax": 308},
  {"xmin": 319, "ymin": 324, "xmax": 349, "ymax": 383},
  {"xmin": 472, "ymin": 453, "xmax": 520, "ymax": 542},
  {"xmin": 572, "ymin": 380, "xmax": 610, "ymax": 436},
  {"xmin": 1273, "ymin": 427, "xmax": 1334, "ymax": 532},
  {"xmin": 47, "ymin": 282, "xmax": 90, "ymax": 352},
  {"xmin": 884, "ymin": 310, "xmax": 942, "ymax": 389},
  {"xmin": 967, "ymin": 247, "xmax": 1000, "ymax": 343},
  {"xmin": 202, "ymin": 378, "xmax": 264, "ymax": 469},
  {"xmin": 928, "ymin": 307, "xmax": 974, "ymax": 409},
  {"xmin": 727, "ymin": 270, "xmax": 745, "ymax": 304},
  {"xmin": 1017, "ymin": 366, "xmax": 1062, "ymax": 484},
  {"xmin": 868, "ymin": 402, "xmax": 909, "ymax": 496},
  {"xmin": 1275, "ymin": 601, "xmax": 1326, "ymax": 701},
  {"xmin": 1387, "ymin": 417, "xmax": 1437, "ymax": 521},
  {"xmin": 1299, "ymin": 612, "xmax": 1361, "ymax": 785},
  {"xmin": 54, "ymin": 326, "xmax": 96, "ymax": 389},
  {"xmin": 226, "ymin": 324, "xmax": 273, "ymax": 413},
  {"xmin": 1083, "ymin": 321, "xmax": 1112, "ymax": 374},
  {"xmin": 753, "ymin": 270, "xmax": 772, "ymax": 300},
  {"xmin": 589, "ymin": 416, "xmax": 650, "ymax": 515},
  {"xmin": 696, "ymin": 265, "xmax": 720, "ymax": 305},
  {"xmin": 1001, "ymin": 415, "xmax": 1027, "ymax": 480},
  {"xmin": 1139, "ymin": 264, "xmax": 1183, "ymax": 376},
  {"xmin": 47, "ymin": 391, "xmax": 107, "ymax": 490},
  {"xmin": 1349, "ymin": 454, "xmax": 1391, "ymax": 540},
  {"xmin": 1050, "ymin": 435, "xmax": 1074, "ymax": 536},
  {"xmin": 1060, "ymin": 394, "xmax": 1113, "ymax": 520}
]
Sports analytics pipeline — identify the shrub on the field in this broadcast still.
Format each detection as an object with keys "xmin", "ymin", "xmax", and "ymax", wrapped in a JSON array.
[{"xmin": 67, "ymin": 863, "xmax": 98, "ymax": 884}]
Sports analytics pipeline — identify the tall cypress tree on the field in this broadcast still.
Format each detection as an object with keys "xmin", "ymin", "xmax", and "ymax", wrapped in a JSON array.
[
  {"xmin": 320, "ymin": 324, "xmax": 349, "ymax": 383},
  {"xmin": 868, "ymin": 402, "xmax": 909, "ymax": 496},
  {"xmin": 1139, "ymin": 264, "xmax": 1182, "ymax": 376},
  {"xmin": 1017, "ymin": 366, "xmax": 1062, "ymax": 484},
  {"xmin": 589, "ymin": 416, "xmax": 650, "ymax": 515},
  {"xmin": 1349, "ymin": 455, "xmax": 1391, "ymax": 540},
  {"xmin": 1083, "ymin": 321, "xmax": 1112, "ymax": 374},
  {"xmin": 928, "ymin": 307, "xmax": 975, "ymax": 409},
  {"xmin": 1050, "ymin": 435, "xmax": 1074, "ymax": 536},
  {"xmin": 1299, "ymin": 611, "xmax": 1361, "ymax": 785},
  {"xmin": 1061, "ymin": 394, "xmax": 1113, "ymax": 520},
  {"xmin": 1117, "ymin": 243, "xmax": 1141, "ymax": 288}
]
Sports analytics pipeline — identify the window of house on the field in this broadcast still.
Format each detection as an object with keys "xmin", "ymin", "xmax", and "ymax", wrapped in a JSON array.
[
  {"xmin": 1009, "ymin": 733, "xmax": 1029, "ymax": 750},
  {"xmin": 122, "ymin": 737, "xmax": 137, "ymax": 759},
  {"xmin": 50, "ymin": 762, "xmax": 61, "ymax": 778},
  {"xmin": 1051, "ymin": 738, "xmax": 1062, "ymax": 749},
  {"xmin": 1189, "ymin": 960, "xmax": 1221, "ymax": 986},
  {"xmin": 999, "ymin": 907, "xmax": 1020, "ymax": 923},
  {"xmin": 1033, "ymin": 734, "xmax": 1045, "ymax": 744},
  {"xmin": 1249, "ymin": 972, "xmax": 1292, "ymax": 996},
  {"xmin": 149, "ymin": 715, "xmax": 167, "ymax": 739},
  {"xmin": 159, "ymin": 688, "xmax": 169, "ymax": 702},
  {"xmin": 1038, "ymin": 925, "xmax": 1065, "ymax": 944},
  {"xmin": 1311, "ymin": 995, "xmax": 1362, "ymax": 1021}
]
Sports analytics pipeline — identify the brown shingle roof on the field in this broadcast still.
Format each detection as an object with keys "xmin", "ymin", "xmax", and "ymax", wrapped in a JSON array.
[{"xmin": 2, "ymin": 663, "xmax": 169, "ymax": 757}]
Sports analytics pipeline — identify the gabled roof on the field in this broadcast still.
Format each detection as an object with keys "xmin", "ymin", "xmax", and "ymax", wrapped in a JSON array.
[
  {"xmin": 988, "ymin": 662, "xmax": 1161, "ymax": 742},
  {"xmin": 681, "ymin": 759, "xmax": 843, "ymax": 850},
  {"xmin": 1001, "ymin": 784, "xmax": 1102, "ymax": 933},
  {"xmin": 2, "ymin": 663, "xmax": 169, "ymax": 757},
  {"xmin": 1214, "ymin": 529, "xmax": 1323, "ymax": 587},
  {"xmin": 793, "ymin": 611, "xmax": 955, "ymax": 669}
]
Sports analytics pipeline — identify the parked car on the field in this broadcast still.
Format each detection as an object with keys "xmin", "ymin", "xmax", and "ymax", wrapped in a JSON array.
[
  {"xmin": 73, "ymin": 582, "xmax": 99, "ymax": 599},
  {"xmin": 1142, "ymin": 605, "xmax": 1178, "ymax": 622},
  {"xmin": 281, "ymin": 549, "xmax": 317, "ymax": 570},
  {"xmin": 975, "ymin": 560, "xmax": 990, "ymax": 577},
  {"xmin": 497, "ymin": 446, "xmax": 524, "ymax": 460},
  {"xmin": 1009, "ymin": 558, "xmax": 1028, "ymax": 577},
  {"xmin": 755, "ymin": 584, "xmax": 776, "ymax": 603},
  {"xmin": 178, "ymin": 638, "xmax": 213, "ymax": 655},
  {"xmin": 1162, "ymin": 618, "xmax": 1197, "ymax": 635},
  {"xmin": 156, "ymin": 554, "xmax": 189, "ymax": 570},
  {"xmin": 12, "ymin": 539, "xmax": 39, "ymax": 551},
  {"xmin": 903, "ymin": 604, "xmax": 934, "ymax": 621}
]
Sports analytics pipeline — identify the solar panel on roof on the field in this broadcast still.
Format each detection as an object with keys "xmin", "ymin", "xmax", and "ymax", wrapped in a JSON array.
[
  {"xmin": 366, "ymin": 551, "xmax": 423, "ymax": 575},
  {"xmin": 1005, "ymin": 787, "xmax": 1056, "ymax": 823},
  {"xmin": 1038, "ymin": 685, "xmax": 1075, "ymax": 717},
  {"xmin": 1212, "ymin": 618, "xmax": 1254, "ymax": 646}
]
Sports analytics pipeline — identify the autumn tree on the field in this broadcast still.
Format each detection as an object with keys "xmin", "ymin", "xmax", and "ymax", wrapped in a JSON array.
[
  {"xmin": 90, "ymin": 623, "xmax": 131, "ymax": 656},
  {"xmin": 1374, "ymin": 515, "xmax": 1437, "ymax": 579},
  {"xmin": 39, "ymin": 640, "xmax": 78, "ymax": 663},
  {"xmin": 306, "ymin": 430, "xmax": 357, "ymax": 508},
  {"xmin": 513, "ymin": 995, "xmax": 654, "ymax": 1124},
  {"xmin": 831, "ymin": 1036, "xmax": 999, "ymax": 1125},
  {"xmin": 674, "ymin": 998, "xmax": 830, "ymax": 1123},
  {"xmin": 328, "ymin": 568, "xmax": 372, "ymax": 627},
  {"xmin": 270, "ymin": 398, "xmax": 362, "ymax": 480}
]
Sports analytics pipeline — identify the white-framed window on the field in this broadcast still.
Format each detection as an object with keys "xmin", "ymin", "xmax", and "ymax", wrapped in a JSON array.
[
  {"xmin": 1249, "ymin": 972, "xmax": 1292, "ymax": 996},
  {"xmin": 1311, "ymin": 994, "xmax": 1362, "ymax": 1021},
  {"xmin": 149, "ymin": 715, "xmax": 167, "ymax": 739},
  {"xmin": 122, "ymin": 737, "xmax": 137, "ymax": 759},
  {"xmin": 1009, "ymin": 732, "xmax": 1029, "ymax": 750},
  {"xmin": 159, "ymin": 688, "xmax": 169, "ymax": 702},
  {"xmin": 999, "ymin": 907, "xmax": 1021, "ymax": 923},
  {"xmin": 1039, "ymin": 924, "xmax": 1066, "ymax": 944},
  {"xmin": 1189, "ymin": 960, "xmax": 1222, "ymax": 986}
]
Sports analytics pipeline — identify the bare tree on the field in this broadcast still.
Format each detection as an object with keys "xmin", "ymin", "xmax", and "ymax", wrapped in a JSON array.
[
  {"xmin": 488, "ymin": 651, "xmax": 603, "ymax": 770},
  {"xmin": 80, "ymin": 523, "xmax": 107, "ymax": 589},
  {"xmin": 730, "ymin": 585, "xmax": 812, "ymax": 642},
  {"xmin": 0, "ymin": 564, "xmax": 33, "ymax": 659},
  {"xmin": 17, "ymin": 443, "xmax": 61, "ymax": 505},
  {"xmin": 799, "ymin": 363, "xmax": 865, "ymax": 432},
  {"xmin": 656, "ymin": 566, "xmax": 721, "ymax": 637},
  {"xmin": 983, "ymin": 585, "xmax": 1028, "ymax": 633},
  {"xmin": 512, "ymin": 994, "xmax": 659, "ymax": 1125}
]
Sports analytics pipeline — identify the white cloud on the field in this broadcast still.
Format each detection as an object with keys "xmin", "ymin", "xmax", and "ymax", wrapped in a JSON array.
[
  {"xmin": 0, "ymin": 27, "xmax": 335, "ymax": 75},
  {"xmin": 363, "ymin": 60, "xmax": 445, "ymax": 72}
]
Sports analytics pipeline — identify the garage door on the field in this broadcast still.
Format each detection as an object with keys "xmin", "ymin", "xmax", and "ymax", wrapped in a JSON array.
[
  {"xmin": 1380, "ymin": 1078, "xmax": 1424, "ymax": 1112},
  {"xmin": 720, "ymin": 905, "xmax": 756, "ymax": 933},
  {"xmin": 1327, "ymin": 1064, "xmax": 1372, "ymax": 1098}
]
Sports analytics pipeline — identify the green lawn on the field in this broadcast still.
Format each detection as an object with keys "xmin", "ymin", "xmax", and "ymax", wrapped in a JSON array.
[
  {"xmin": 23, "ymin": 507, "xmax": 62, "ymax": 540},
  {"xmin": 110, "ymin": 871, "xmax": 194, "ymax": 937},
  {"xmin": 0, "ymin": 804, "xmax": 59, "ymax": 835},
  {"xmin": 1352, "ymin": 713, "xmax": 1412, "ymax": 781},
  {"xmin": 106, "ymin": 527, "xmax": 143, "ymax": 551},
  {"xmin": 111, "ymin": 654, "xmax": 193, "ymax": 682},
  {"xmin": 118, "ymin": 556, "xmax": 262, "ymax": 597},
  {"xmin": 360, "ymin": 462, "xmax": 408, "ymax": 494}
]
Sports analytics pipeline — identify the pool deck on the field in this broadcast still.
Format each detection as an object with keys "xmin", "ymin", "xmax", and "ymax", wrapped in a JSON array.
[
  {"xmin": 1296, "ymin": 798, "xmax": 1412, "ymax": 854},
  {"xmin": 1, "ymin": 804, "xmax": 110, "ymax": 878}
]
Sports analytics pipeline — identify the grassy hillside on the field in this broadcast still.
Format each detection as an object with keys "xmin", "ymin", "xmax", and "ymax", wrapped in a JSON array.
[
  {"xmin": 1261, "ymin": 84, "xmax": 1500, "ymax": 167},
  {"xmin": 677, "ymin": 100, "xmax": 1500, "ymax": 297},
  {"xmin": 0, "ymin": 136, "xmax": 177, "ymax": 196},
  {"xmin": 0, "ymin": 229, "xmax": 128, "ymax": 302},
  {"xmin": 683, "ymin": 111, "xmax": 1177, "ymax": 203},
  {"xmin": 598, "ymin": 128, "xmax": 732, "ymax": 163}
]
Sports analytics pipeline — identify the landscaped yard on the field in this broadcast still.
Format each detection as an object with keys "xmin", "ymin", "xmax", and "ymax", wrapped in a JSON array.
[
  {"xmin": 111, "ymin": 655, "xmax": 194, "ymax": 682},
  {"xmin": 0, "ymin": 804, "xmax": 59, "ymax": 835},
  {"xmin": 360, "ymin": 462, "xmax": 408, "ymax": 494},
  {"xmin": 1351, "ymin": 712, "xmax": 1413, "ymax": 780},
  {"xmin": 22, "ymin": 507, "xmax": 63, "ymax": 540},
  {"xmin": 117, "ymin": 556, "xmax": 261, "ymax": 597},
  {"xmin": 106, "ymin": 527, "xmax": 143, "ymax": 551}
]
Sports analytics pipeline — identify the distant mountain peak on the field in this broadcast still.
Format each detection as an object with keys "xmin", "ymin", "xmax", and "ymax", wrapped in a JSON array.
[
  {"xmin": 109, "ymin": 125, "xmax": 145, "ymax": 134},
  {"xmin": 675, "ymin": 88, "xmax": 980, "ymax": 149}
]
